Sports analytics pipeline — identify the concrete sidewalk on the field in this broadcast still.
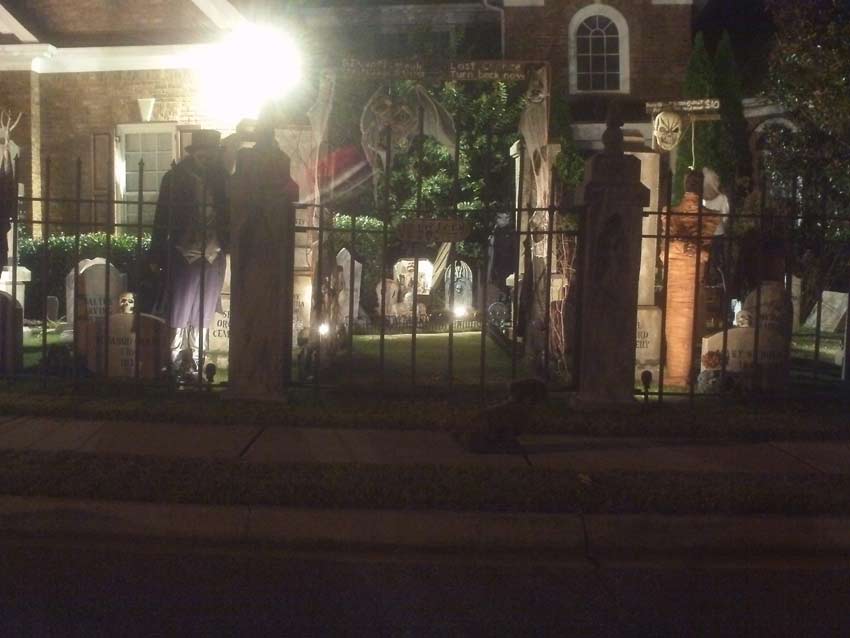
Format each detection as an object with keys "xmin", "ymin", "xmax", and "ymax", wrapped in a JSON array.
[
  {"xmin": 2, "ymin": 414, "xmax": 850, "ymax": 474},
  {"xmin": 3, "ymin": 414, "xmax": 850, "ymax": 556}
]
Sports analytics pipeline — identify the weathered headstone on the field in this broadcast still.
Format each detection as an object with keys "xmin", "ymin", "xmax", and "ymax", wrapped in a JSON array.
[
  {"xmin": 576, "ymin": 114, "xmax": 650, "ymax": 405},
  {"xmin": 804, "ymin": 291, "xmax": 847, "ymax": 333},
  {"xmin": 444, "ymin": 260, "xmax": 474, "ymax": 315},
  {"xmin": 336, "ymin": 247, "xmax": 363, "ymax": 324},
  {"xmin": 635, "ymin": 306, "xmax": 662, "ymax": 381},
  {"xmin": 791, "ymin": 276, "xmax": 802, "ymax": 331},
  {"xmin": 742, "ymin": 281, "xmax": 793, "ymax": 336},
  {"xmin": 0, "ymin": 291, "xmax": 23, "ymax": 375},
  {"xmin": 698, "ymin": 324, "xmax": 789, "ymax": 392},
  {"xmin": 0, "ymin": 265, "xmax": 31, "ymax": 317},
  {"xmin": 207, "ymin": 255, "xmax": 231, "ymax": 369},
  {"xmin": 65, "ymin": 259, "xmax": 128, "ymax": 325},
  {"xmin": 376, "ymin": 279, "xmax": 400, "ymax": 318},
  {"xmin": 78, "ymin": 313, "xmax": 169, "ymax": 379},
  {"xmin": 46, "ymin": 296, "xmax": 59, "ymax": 322},
  {"xmin": 623, "ymin": 131, "xmax": 662, "ymax": 307}
]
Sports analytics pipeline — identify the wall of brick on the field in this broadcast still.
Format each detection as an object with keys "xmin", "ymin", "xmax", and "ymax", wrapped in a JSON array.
[
  {"xmin": 504, "ymin": 1, "xmax": 691, "ymax": 110},
  {"xmin": 38, "ymin": 69, "xmax": 220, "ymax": 225}
]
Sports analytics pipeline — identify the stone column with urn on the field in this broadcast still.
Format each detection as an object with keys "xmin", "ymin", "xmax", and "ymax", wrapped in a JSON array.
[{"xmin": 575, "ymin": 109, "xmax": 649, "ymax": 405}]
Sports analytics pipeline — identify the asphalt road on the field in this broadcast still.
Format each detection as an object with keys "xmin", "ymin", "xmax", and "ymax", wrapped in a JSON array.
[{"xmin": 2, "ymin": 536, "xmax": 849, "ymax": 637}]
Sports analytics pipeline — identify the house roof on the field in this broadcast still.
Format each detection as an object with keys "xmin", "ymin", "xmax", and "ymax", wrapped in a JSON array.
[{"xmin": 0, "ymin": 0, "xmax": 222, "ymax": 46}]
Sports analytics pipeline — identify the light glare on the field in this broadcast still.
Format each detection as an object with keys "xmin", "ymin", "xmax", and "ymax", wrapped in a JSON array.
[
  {"xmin": 199, "ymin": 23, "xmax": 302, "ymax": 125},
  {"xmin": 318, "ymin": 323, "xmax": 330, "ymax": 336}
]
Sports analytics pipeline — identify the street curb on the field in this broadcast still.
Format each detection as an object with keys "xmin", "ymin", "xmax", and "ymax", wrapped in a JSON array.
[
  {"xmin": 0, "ymin": 496, "xmax": 586, "ymax": 553},
  {"xmin": 2, "ymin": 496, "xmax": 850, "ymax": 556}
]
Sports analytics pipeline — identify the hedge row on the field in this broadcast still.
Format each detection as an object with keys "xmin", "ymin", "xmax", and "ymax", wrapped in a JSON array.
[{"xmin": 17, "ymin": 233, "xmax": 151, "ymax": 320}]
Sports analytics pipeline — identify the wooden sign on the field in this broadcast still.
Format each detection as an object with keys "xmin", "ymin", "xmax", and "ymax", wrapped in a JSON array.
[
  {"xmin": 338, "ymin": 58, "xmax": 541, "ymax": 82},
  {"xmin": 646, "ymin": 99, "xmax": 721, "ymax": 115},
  {"xmin": 398, "ymin": 219, "xmax": 470, "ymax": 243},
  {"xmin": 341, "ymin": 58, "xmax": 425, "ymax": 80},
  {"xmin": 449, "ymin": 61, "xmax": 528, "ymax": 82}
]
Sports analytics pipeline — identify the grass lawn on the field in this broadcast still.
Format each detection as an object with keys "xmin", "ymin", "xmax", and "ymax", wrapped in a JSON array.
[
  {"xmin": 22, "ymin": 330, "xmax": 67, "ymax": 369},
  {"xmin": 3, "ymin": 448, "xmax": 850, "ymax": 516},
  {"xmin": 323, "ymin": 331, "xmax": 529, "ymax": 387}
]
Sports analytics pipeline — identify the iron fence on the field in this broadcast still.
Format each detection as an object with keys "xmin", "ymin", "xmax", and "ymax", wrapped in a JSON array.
[{"xmin": 1, "ymin": 136, "xmax": 849, "ymax": 402}]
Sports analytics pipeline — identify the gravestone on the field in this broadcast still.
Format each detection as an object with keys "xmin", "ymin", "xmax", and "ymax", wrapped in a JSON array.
[
  {"xmin": 376, "ymin": 279, "xmax": 400, "ymax": 318},
  {"xmin": 336, "ymin": 248, "xmax": 363, "ymax": 325},
  {"xmin": 78, "ymin": 313, "xmax": 169, "ymax": 379},
  {"xmin": 635, "ymin": 306, "xmax": 662, "ymax": 381},
  {"xmin": 742, "ymin": 281, "xmax": 793, "ymax": 336},
  {"xmin": 804, "ymin": 291, "xmax": 847, "ymax": 333},
  {"xmin": 0, "ymin": 291, "xmax": 22, "ymax": 375},
  {"xmin": 0, "ymin": 265, "xmax": 31, "ymax": 317},
  {"xmin": 207, "ymin": 255, "xmax": 231, "ymax": 369},
  {"xmin": 575, "ymin": 114, "xmax": 650, "ymax": 405},
  {"xmin": 65, "ymin": 259, "xmax": 128, "ymax": 325},
  {"xmin": 444, "ymin": 260, "xmax": 474, "ymax": 315},
  {"xmin": 623, "ymin": 132, "xmax": 662, "ymax": 307},
  {"xmin": 791, "ymin": 276, "xmax": 802, "ymax": 331},
  {"xmin": 46, "ymin": 296, "xmax": 59, "ymax": 322},
  {"xmin": 698, "ymin": 324, "xmax": 789, "ymax": 392}
]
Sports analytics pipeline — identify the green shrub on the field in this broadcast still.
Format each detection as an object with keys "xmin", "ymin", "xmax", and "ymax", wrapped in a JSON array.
[{"xmin": 18, "ymin": 232, "xmax": 151, "ymax": 320}]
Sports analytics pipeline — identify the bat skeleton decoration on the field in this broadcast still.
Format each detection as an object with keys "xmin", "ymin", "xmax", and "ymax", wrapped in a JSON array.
[{"xmin": 0, "ymin": 109, "xmax": 22, "ymax": 174}]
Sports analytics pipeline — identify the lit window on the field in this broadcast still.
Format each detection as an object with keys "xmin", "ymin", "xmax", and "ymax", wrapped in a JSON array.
[{"xmin": 117, "ymin": 123, "xmax": 177, "ymax": 231}]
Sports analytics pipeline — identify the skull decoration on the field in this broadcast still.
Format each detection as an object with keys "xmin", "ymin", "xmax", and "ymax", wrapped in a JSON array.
[
  {"xmin": 735, "ymin": 310, "xmax": 753, "ymax": 328},
  {"xmin": 119, "ymin": 292, "xmax": 135, "ymax": 315},
  {"xmin": 653, "ymin": 111, "xmax": 684, "ymax": 151}
]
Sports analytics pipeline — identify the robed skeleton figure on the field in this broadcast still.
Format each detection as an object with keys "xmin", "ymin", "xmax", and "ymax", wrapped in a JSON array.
[{"xmin": 151, "ymin": 130, "xmax": 229, "ymax": 375}]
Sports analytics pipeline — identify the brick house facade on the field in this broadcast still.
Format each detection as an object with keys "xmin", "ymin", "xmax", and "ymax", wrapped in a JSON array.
[{"xmin": 0, "ymin": 0, "xmax": 696, "ymax": 229}]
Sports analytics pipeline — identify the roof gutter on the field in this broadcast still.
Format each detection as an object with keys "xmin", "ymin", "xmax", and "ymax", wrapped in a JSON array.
[{"xmin": 481, "ymin": 0, "xmax": 505, "ymax": 58}]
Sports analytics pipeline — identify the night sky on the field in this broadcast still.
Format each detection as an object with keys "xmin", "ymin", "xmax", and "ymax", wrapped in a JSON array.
[{"xmin": 694, "ymin": 0, "xmax": 776, "ymax": 91}]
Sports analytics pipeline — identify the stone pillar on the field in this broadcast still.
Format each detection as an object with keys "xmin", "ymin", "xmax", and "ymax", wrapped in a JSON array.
[
  {"xmin": 228, "ymin": 131, "xmax": 299, "ymax": 398},
  {"xmin": 624, "ymin": 132, "xmax": 663, "ymax": 382},
  {"xmin": 576, "ymin": 117, "xmax": 649, "ymax": 405}
]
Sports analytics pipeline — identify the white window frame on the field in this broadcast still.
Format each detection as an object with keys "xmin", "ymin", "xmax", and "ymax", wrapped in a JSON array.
[
  {"xmin": 115, "ymin": 122, "xmax": 178, "ymax": 231},
  {"xmin": 568, "ymin": 4, "xmax": 630, "ymax": 95}
]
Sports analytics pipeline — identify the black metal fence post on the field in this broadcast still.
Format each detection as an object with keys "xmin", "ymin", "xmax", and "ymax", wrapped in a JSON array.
[{"xmin": 40, "ymin": 158, "xmax": 50, "ymax": 388}]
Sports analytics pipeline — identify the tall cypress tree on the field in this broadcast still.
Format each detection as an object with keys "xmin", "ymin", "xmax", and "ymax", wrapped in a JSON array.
[
  {"xmin": 674, "ymin": 32, "xmax": 730, "ymax": 201},
  {"xmin": 713, "ymin": 30, "xmax": 750, "ymax": 200}
]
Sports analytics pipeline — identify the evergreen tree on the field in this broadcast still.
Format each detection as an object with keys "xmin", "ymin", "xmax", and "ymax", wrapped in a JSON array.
[
  {"xmin": 713, "ymin": 30, "xmax": 750, "ymax": 200},
  {"xmin": 551, "ymin": 90, "xmax": 585, "ymax": 197},
  {"xmin": 673, "ymin": 32, "xmax": 734, "ymax": 201}
]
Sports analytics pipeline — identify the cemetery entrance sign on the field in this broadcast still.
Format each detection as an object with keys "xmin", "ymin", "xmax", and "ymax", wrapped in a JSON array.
[{"xmin": 397, "ymin": 219, "xmax": 470, "ymax": 243}]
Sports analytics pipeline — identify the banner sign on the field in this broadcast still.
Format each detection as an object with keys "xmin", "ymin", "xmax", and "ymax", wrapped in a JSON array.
[
  {"xmin": 341, "ymin": 58, "xmax": 426, "ymax": 80},
  {"xmin": 397, "ymin": 219, "xmax": 471, "ymax": 243},
  {"xmin": 449, "ymin": 61, "xmax": 528, "ymax": 82},
  {"xmin": 646, "ymin": 99, "xmax": 721, "ymax": 115},
  {"xmin": 339, "ymin": 58, "xmax": 539, "ymax": 82}
]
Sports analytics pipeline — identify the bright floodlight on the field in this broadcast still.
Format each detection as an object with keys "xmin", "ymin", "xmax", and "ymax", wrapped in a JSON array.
[
  {"xmin": 199, "ymin": 23, "xmax": 302, "ymax": 125},
  {"xmin": 453, "ymin": 306, "xmax": 468, "ymax": 319},
  {"xmin": 318, "ymin": 323, "xmax": 330, "ymax": 336}
]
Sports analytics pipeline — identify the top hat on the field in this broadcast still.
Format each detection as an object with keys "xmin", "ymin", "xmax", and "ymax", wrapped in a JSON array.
[{"xmin": 185, "ymin": 129, "xmax": 221, "ymax": 153}]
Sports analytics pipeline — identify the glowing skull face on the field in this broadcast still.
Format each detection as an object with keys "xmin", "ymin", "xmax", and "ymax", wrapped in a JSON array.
[
  {"xmin": 654, "ymin": 111, "xmax": 683, "ymax": 151},
  {"xmin": 119, "ymin": 292, "xmax": 135, "ymax": 315}
]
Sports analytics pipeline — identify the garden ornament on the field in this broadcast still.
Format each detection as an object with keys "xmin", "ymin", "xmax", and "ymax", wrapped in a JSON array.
[
  {"xmin": 735, "ymin": 310, "xmax": 753, "ymax": 327},
  {"xmin": 653, "ymin": 111, "xmax": 684, "ymax": 151},
  {"xmin": 0, "ymin": 109, "xmax": 22, "ymax": 173},
  {"xmin": 119, "ymin": 292, "xmax": 136, "ymax": 315}
]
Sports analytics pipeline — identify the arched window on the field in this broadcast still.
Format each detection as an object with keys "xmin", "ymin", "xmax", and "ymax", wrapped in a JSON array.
[{"xmin": 569, "ymin": 5, "xmax": 630, "ymax": 94}]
